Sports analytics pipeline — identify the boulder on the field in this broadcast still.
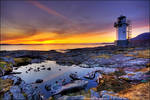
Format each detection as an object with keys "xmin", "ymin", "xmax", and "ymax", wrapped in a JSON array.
[
  {"xmin": 10, "ymin": 72, "xmax": 22, "ymax": 74},
  {"xmin": 47, "ymin": 67, "xmax": 51, "ymax": 70},
  {"xmin": 41, "ymin": 68, "xmax": 45, "ymax": 70},
  {"xmin": 12, "ymin": 76, "xmax": 22, "ymax": 85},
  {"xmin": 79, "ymin": 64, "xmax": 90, "ymax": 68},
  {"xmin": 69, "ymin": 73, "xmax": 81, "ymax": 80},
  {"xmin": 3, "ymin": 92, "xmax": 12, "ymax": 100},
  {"xmin": 35, "ymin": 79, "xmax": 43, "ymax": 83},
  {"xmin": 45, "ymin": 84, "xmax": 51, "ymax": 91},
  {"xmin": 10, "ymin": 86, "xmax": 26, "ymax": 100},
  {"xmin": 84, "ymin": 72, "xmax": 95, "ymax": 79}
]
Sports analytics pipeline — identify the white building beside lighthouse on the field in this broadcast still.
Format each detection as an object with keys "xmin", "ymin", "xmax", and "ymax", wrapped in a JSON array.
[{"xmin": 114, "ymin": 15, "xmax": 129, "ymax": 46}]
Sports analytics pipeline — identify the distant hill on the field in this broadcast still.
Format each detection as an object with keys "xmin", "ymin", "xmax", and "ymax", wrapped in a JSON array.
[{"xmin": 129, "ymin": 32, "xmax": 150, "ymax": 47}]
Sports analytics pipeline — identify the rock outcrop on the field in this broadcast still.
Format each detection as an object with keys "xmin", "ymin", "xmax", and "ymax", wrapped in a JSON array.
[{"xmin": 0, "ymin": 75, "xmax": 42, "ymax": 100}]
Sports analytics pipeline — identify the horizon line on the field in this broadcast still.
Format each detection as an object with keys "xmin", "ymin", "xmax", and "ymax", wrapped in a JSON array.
[{"xmin": 0, "ymin": 42, "xmax": 114, "ymax": 45}]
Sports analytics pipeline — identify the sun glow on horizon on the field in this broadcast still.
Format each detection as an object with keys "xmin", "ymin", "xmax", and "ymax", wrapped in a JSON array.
[
  {"xmin": 1, "ymin": 31, "xmax": 116, "ymax": 44},
  {"xmin": 1, "ymin": 25, "xmax": 149, "ymax": 44}
]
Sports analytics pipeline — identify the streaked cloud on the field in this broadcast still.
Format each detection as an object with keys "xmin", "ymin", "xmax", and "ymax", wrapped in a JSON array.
[{"xmin": 1, "ymin": 0, "xmax": 149, "ymax": 44}]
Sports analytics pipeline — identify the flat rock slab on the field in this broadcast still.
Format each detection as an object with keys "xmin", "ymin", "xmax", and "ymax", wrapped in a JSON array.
[
  {"xmin": 3, "ymin": 92, "xmax": 12, "ymax": 100},
  {"xmin": 121, "ymin": 58, "xmax": 149, "ymax": 67},
  {"xmin": 58, "ymin": 95, "xmax": 85, "ymax": 100},
  {"xmin": 110, "ymin": 58, "xmax": 149, "ymax": 68},
  {"xmin": 51, "ymin": 80, "xmax": 88, "ymax": 95},
  {"xmin": 111, "ymin": 54, "xmax": 135, "ymax": 63},
  {"xmin": 119, "ymin": 71, "xmax": 148, "ymax": 81}
]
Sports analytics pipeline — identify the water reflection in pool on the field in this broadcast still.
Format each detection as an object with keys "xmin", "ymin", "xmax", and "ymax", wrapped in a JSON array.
[{"xmin": 13, "ymin": 61, "xmax": 102, "ymax": 98}]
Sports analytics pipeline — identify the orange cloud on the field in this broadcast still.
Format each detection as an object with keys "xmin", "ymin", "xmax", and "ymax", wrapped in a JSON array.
[{"xmin": 1, "ymin": 31, "xmax": 115, "ymax": 44}]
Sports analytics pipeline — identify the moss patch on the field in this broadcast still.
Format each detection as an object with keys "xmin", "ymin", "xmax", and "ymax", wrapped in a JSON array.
[
  {"xmin": 64, "ymin": 89, "xmax": 91, "ymax": 99},
  {"xmin": 146, "ymin": 63, "xmax": 150, "ymax": 68},
  {"xmin": 112, "ymin": 49, "xmax": 128, "ymax": 54},
  {"xmin": 0, "ymin": 61, "xmax": 12, "ymax": 73},
  {"xmin": 13, "ymin": 57, "xmax": 32, "ymax": 67},
  {"xmin": 22, "ymin": 92, "xmax": 28, "ymax": 99},
  {"xmin": 97, "ymin": 75, "xmax": 131, "ymax": 93},
  {"xmin": 0, "ymin": 78, "xmax": 13, "ymax": 94},
  {"xmin": 112, "ymin": 47, "xmax": 135, "ymax": 55},
  {"xmin": 111, "ymin": 68, "xmax": 126, "ymax": 77}
]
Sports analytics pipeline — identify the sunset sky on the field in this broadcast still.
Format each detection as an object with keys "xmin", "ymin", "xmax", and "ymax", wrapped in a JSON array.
[{"xmin": 1, "ymin": 0, "xmax": 149, "ymax": 44}]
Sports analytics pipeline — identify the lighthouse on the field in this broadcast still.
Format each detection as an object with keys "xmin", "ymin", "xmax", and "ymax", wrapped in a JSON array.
[{"xmin": 114, "ymin": 15, "xmax": 130, "ymax": 47}]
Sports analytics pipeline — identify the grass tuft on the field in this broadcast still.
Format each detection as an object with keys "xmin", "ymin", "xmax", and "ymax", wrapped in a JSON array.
[
  {"xmin": 118, "ymin": 81, "xmax": 150, "ymax": 100},
  {"xmin": 92, "ymin": 54, "xmax": 111, "ymax": 59},
  {"xmin": 125, "ymin": 49, "xmax": 150, "ymax": 59}
]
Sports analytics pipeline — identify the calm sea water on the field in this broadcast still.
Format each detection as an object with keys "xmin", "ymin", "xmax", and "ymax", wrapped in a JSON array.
[{"xmin": 0, "ymin": 43, "xmax": 112, "ymax": 51}]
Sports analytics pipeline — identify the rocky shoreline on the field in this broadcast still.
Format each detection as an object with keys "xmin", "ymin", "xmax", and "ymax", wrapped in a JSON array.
[{"xmin": 0, "ymin": 45, "xmax": 150, "ymax": 100}]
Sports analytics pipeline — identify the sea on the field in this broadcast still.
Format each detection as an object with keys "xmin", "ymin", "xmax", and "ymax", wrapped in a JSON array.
[{"xmin": 0, "ymin": 43, "xmax": 113, "ymax": 51}]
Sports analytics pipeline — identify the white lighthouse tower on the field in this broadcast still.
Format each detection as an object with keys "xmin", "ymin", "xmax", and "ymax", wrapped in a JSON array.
[{"xmin": 114, "ymin": 15, "xmax": 129, "ymax": 46}]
